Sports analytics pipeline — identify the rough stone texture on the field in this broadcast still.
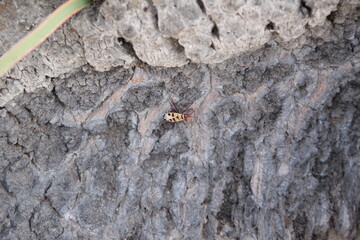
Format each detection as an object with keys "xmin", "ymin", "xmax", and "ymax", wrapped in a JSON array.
[
  {"xmin": 1, "ymin": 0, "xmax": 360, "ymax": 239},
  {"xmin": 0, "ymin": 0, "xmax": 345, "ymax": 107}
]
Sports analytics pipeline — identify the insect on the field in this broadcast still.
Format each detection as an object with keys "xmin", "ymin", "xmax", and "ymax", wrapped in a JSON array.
[{"xmin": 162, "ymin": 98, "xmax": 197, "ymax": 124}]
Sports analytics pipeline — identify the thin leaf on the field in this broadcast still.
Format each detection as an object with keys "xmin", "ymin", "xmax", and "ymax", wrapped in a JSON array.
[{"xmin": 0, "ymin": 0, "xmax": 92, "ymax": 77}]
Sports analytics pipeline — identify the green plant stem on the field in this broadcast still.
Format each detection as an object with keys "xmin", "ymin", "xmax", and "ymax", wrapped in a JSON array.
[{"xmin": 0, "ymin": 0, "xmax": 92, "ymax": 77}]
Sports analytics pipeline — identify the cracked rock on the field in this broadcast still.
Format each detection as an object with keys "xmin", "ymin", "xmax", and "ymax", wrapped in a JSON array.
[{"xmin": 0, "ymin": 0, "xmax": 360, "ymax": 239}]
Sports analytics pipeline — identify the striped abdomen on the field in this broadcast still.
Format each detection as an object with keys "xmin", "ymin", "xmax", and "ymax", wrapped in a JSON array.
[{"xmin": 163, "ymin": 112, "xmax": 185, "ymax": 122}]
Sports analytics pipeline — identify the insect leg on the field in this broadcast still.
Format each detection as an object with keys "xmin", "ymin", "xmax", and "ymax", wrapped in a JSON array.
[{"xmin": 169, "ymin": 97, "xmax": 180, "ymax": 112}]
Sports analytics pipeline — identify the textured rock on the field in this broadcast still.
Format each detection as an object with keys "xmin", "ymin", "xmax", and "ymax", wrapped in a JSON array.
[
  {"xmin": 0, "ymin": 0, "xmax": 360, "ymax": 239},
  {"xmin": 0, "ymin": 0, "xmax": 86, "ymax": 107},
  {"xmin": 0, "ymin": 0, "xmax": 343, "ymax": 107}
]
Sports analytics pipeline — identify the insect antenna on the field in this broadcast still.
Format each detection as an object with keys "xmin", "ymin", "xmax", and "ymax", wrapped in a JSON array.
[
  {"xmin": 169, "ymin": 97, "xmax": 180, "ymax": 113},
  {"xmin": 182, "ymin": 102, "xmax": 194, "ymax": 114}
]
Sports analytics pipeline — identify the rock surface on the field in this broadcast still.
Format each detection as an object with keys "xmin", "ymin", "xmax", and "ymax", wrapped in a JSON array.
[{"xmin": 0, "ymin": 0, "xmax": 360, "ymax": 239}]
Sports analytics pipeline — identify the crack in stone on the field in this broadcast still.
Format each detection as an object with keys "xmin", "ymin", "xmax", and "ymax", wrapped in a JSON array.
[
  {"xmin": 168, "ymin": 37, "xmax": 187, "ymax": 56},
  {"xmin": 265, "ymin": 21, "xmax": 275, "ymax": 31},
  {"xmin": 28, "ymin": 211, "xmax": 37, "ymax": 237},
  {"xmin": 3, "ymin": 107, "xmax": 21, "ymax": 125},
  {"xmin": 300, "ymin": 0, "xmax": 312, "ymax": 17},
  {"xmin": 117, "ymin": 37, "xmax": 138, "ymax": 60},
  {"xmin": 195, "ymin": 0, "xmax": 220, "ymax": 43},
  {"xmin": 196, "ymin": 0, "xmax": 207, "ymax": 14},
  {"xmin": 51, "ymin": 84, "xmax": 66, "ymax": 109},
  {"xmin": 210, "ymin": 18, "xmax": 220, "ymax": 40},
  {"xmin": 145, "ymin": 0, "xmax": 159, "ymax": 31}
]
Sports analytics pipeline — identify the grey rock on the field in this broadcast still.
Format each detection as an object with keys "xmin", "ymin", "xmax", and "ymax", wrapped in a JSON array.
[
  {"xmin": 0, "ymin": 0, "xmax": 343, "ymax": 106},
  {"xmin": 0, "ymin": 0, "xmax": 360, "ymax": 240},
  {"xmin": 29, "ymin": 203, "xmax": 64, "ymax": 239}
]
